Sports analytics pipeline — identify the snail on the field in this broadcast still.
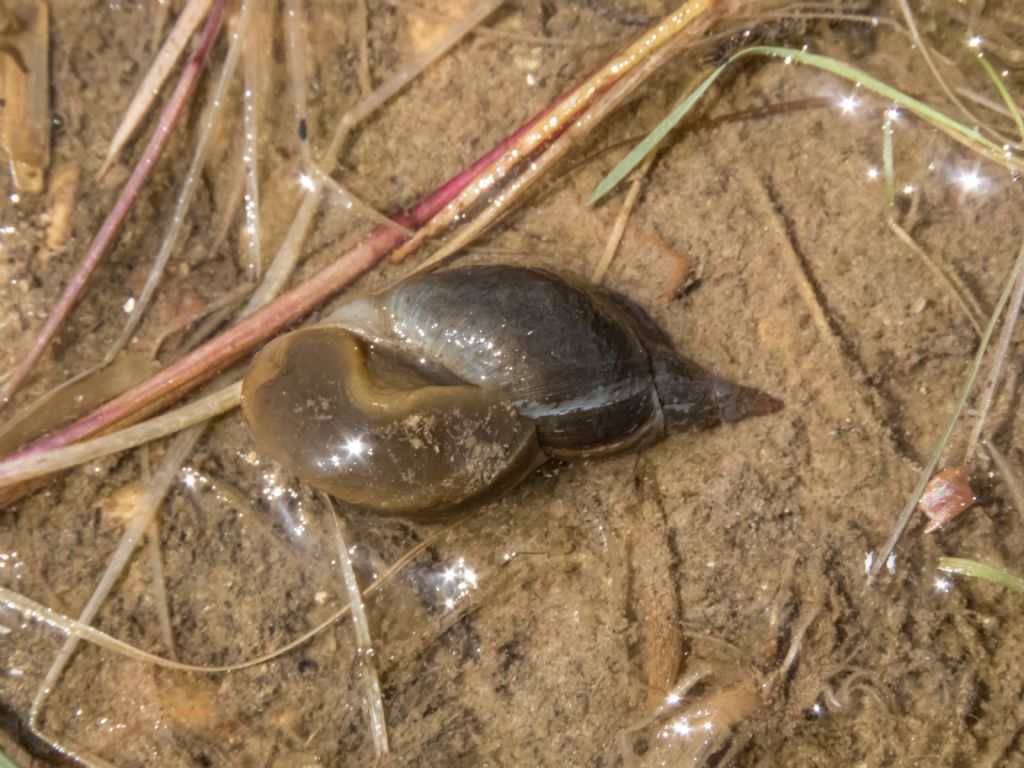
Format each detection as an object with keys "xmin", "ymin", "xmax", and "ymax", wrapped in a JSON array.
[{"xmin": 241, "ymin": 265, "xmax": 781, "ymax": 519}]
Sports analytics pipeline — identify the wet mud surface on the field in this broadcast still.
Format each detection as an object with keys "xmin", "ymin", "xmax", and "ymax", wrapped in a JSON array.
[{"xmin": 1, "ymin": 1, "xmax": 1023, "ymax": 766}]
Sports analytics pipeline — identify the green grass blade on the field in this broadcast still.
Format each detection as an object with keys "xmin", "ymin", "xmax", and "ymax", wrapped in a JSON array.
[
  {"xmin": 974, "ymin": 51, "xmax": 1024, "ymax": 144},
  {"xmin": 588, "ymin": 63, "xmax": 728, "ymax": 205},
  {"xmin": 590, "ymin": 44, "xmax": 1020, "ymax": 205},
  {"xmin": 869, "ymin": 235, "xmax": 1024, "ymax": 582},
  {"xmin": 734, "ymin": 46, "xmax": 1004, "ymax": 156},
  {"xmin": 0, "ymin": 747, "xmax": 20, "ymax": 768},
  {"xmin": 586, "ymin": 47, "xmax": 1024, "ymax": 579},
  {"xmin": 939, "ymin": 557, "xmax": 1024, "ymax": 592}
]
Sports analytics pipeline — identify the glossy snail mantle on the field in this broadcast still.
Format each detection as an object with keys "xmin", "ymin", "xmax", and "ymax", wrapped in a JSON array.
[{"xmin": 241, "ymin": 266, "xmax": 782, "ymax": 519}]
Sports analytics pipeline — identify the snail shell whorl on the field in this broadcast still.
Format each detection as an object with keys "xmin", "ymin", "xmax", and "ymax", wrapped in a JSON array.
[{"xmin": 328, "ymin": 266, "xmax": 665, "ymax": 457}]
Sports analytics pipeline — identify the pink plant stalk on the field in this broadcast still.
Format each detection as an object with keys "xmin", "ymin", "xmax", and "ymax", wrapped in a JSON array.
[
  {"xmin": 3, "ymin": 99, "xmax": 566, "ymax": 462},
  {"xmin": 0, "ymin": 0, "xmax": 232, "ymax": 410}
]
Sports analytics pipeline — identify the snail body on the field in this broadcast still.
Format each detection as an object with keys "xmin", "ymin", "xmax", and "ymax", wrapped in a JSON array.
[{"xmin": 242, "ymin": 265, "xmax": 781, "ymax": 518}]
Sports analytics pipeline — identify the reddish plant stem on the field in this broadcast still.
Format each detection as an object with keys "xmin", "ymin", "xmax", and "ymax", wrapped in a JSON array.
[
  {"xmin": 3, "ymin": 0, "xmax": 725, "ymax": 472},
  {"xmin": 0, "ymin": 0, "xmax": 231, "ymax": 410},
  {"xmin": 4, "ymin": 98, "xmax": 567, "ymax": 462},
  {"xmin": 389, "ymin": 0, "xmax": 717, "ymax": 265}
]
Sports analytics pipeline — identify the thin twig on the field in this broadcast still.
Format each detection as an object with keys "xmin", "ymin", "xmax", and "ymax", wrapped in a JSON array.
[
  {"xmin": 886, "ymin": 218, "xmax": 985, "ymax": 336},
  {"xmin": 984, "ymin": 441, "xmax": 1024, "ymax": 521},
  {"xmin": 139, "ymin": 445, "xmax": 178, "ymax": 663},
  {"xmin": 154, "ymin": 283, "xmax": 254, "ymax": 357},
  {"xmin": 149, "ymin": 0, "xmax": 171, "ymax": 53},
  {"xmin": 743, "ymin": 169, "xmax": 845, "ymax": 363},
  {"xmin": 240, "ymin": 1, "xmax": 267, "ymax": 280},
  {"xmin": 894, "ymin": 0, "xmax": 1019, "ymax": 149},
  {"xmin": 882, "ymin": 108, "xmax": 895, "ymax": 206},
  {"xmin": 100, "ymin": 0, "xmax": 214, "ymax": 176},
  {"xmin": 592, "ymin": 153, "xmax": 655, "ymax": 284},
  {"xmin": 407, "ymin": 0, "xmax": 723, "ymax": 273},
  {"xmin": 964, "ymin": 255, "xmax": 1024, "ymax": 460},
  {"xmin": 284, "ymin": 0, "xmax": 313, "ymax": 166},
  {"xmin": 108, "ymin": 0, "xmax": 252, "ymax": 365},
  {"xmin": 312, "ymin": 165, "xmax": 413, "ymax": 237},
  {"xmin": 0, "ymin": 382, "xmax": 241, "ymax": 489},
  {"xmin": 956, "ymin": 85, "xmax": 1014, "ymax": 120},
  {"xmin": 869, "ymin": 235, "xmax": 1024, "ymax": 583},
  {"xmin": 0, "ymin": 535, "xmax": 438, "ymax": 674},
  {"xmin": 243, "ymin": 0, "xmax": 505, "ymax": 315},
  {"xmin": 326, "ymin": 499, "xmax": 389, "ymax": 758},
  {"xmin": 0, "ymin": 0, "xmax": 231, "ymax": 411},
  {"xmin": 29, "ymin": 425, "xmax": 206, "ymax": 767},
  {"xmin": 0, "ymin": 353, "xmax": 151, "ymax": 457},
  {"xmin": 355, "ymin": 0, "xmax": 373, "ymax": 95},
  {"xmin": 147, "ymin": 523, "xmax": 178, "ymax": 662},
  {"xmin": 0, "ymin": 0, "xmax": 684, "ymax": 476},
  {"xmin": 391, "ymin": 0, "xmax": 722, "ymax": 264}
]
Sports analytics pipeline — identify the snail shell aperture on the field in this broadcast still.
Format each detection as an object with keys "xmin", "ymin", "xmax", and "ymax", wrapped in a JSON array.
[{"xmin": 241, "ymin": 265, "xmax": 782, "ymax": 519}]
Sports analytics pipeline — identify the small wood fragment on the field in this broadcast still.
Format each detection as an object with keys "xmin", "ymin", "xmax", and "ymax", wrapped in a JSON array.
[
  {"xmin": 632, "ymin": 458, "xmax": 684, "ymax": 710},
  {"xmin": 42, "ymin": 164, "xmax": 79, "ymax": 258},
  {"xmin": 919, "ymin": 466, "xmax": 975, "ymax": 533},
  {"xmin": 1, "ymin": 0, "xmax": 49, "ymax": 193}
]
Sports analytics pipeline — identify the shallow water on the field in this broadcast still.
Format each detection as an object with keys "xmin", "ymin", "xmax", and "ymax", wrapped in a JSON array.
[{"xmin": 1, "ymin": 1, "xmax": 1023, "ymax": 766}]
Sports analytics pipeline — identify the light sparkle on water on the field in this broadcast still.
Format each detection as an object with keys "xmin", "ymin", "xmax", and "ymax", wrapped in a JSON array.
[
  {"xmin": 437, "ymin": 557, "xmax": 478, "ymax": 610},
  {"xmin": 957, "ymin": 169, "xmax": 984, "ymax": 192}
]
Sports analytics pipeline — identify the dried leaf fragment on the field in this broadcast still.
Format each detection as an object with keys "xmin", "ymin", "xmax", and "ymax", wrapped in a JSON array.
[
  {"xmin": 919, "ymin": 466, "xmax": 975, "ymax": 534},
  {"xmin": 1, "ymin": 0, "xmax": 48, "ymax": 193},
  {"xmin": 42, "ymin": 163, "xmax": 79, "ymax": 256}
]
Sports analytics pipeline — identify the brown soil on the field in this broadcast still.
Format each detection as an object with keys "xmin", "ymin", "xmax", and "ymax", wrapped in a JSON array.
[{"xmin": 1, "ymin": 1, "xmax": 1023, "ymax": 766}]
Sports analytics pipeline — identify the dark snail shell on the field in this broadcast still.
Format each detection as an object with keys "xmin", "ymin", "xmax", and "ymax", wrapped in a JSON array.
[{"xmin": 242, "ymin": 265, "xmax": 781, "ymax": 518}]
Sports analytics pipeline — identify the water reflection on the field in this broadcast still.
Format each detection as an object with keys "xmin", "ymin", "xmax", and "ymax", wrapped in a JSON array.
[{"xmin": 437, "ymin": 557, "xmax": 479, "ymax": 611}]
